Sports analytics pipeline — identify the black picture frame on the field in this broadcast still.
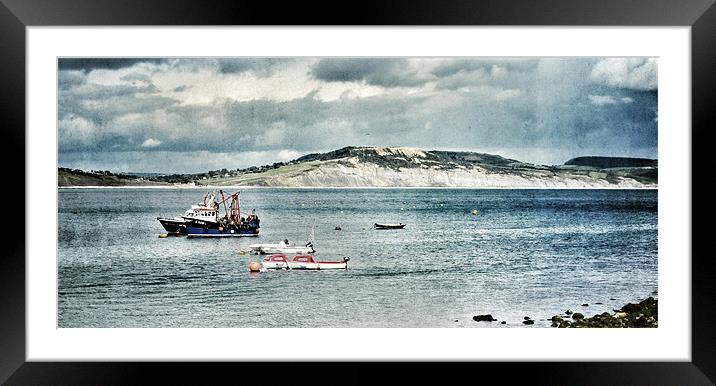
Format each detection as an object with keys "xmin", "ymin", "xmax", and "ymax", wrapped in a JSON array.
[{"xmin": 2, "ymin": 0, "xmax": 714, "ymax": 384}]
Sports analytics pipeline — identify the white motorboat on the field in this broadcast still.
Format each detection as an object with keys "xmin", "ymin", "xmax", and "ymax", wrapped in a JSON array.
[
  {"xmin": 261, "ymin": 254, "xmax": 349, "ymax": 270},
  {"xmin": 249, "ymin": 239, "xmax": 315, "ymax": 255}
]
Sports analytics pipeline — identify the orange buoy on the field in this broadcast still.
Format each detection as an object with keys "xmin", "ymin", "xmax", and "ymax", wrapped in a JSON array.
[{"xmin": 248, "ymin": 261, "xmax": 261, "ymax": 272}]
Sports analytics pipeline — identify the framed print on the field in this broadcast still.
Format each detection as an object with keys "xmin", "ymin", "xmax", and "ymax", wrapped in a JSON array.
[{"xmin": 3, "ymin": 0, "xmax": 715, "ymax": 384}]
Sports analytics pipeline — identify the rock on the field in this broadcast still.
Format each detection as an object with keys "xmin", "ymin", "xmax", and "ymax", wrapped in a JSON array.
[
  {"xmin": 550, "ymin": 296, "xmax": 657, "ymax": 328},
  {"xmin": 595, "ymin": 302, "xmax": 603, "ymax": 305},
  {"xmin": 522, "ymin": 320, "xmax": 534, "ymax": 325},
  {"xmin": 565, "ymin": 310, "xmax": 573, "ymax": 315},
  {"xmin": 454, "ymin": 320, "xmax": 458, "ymax": 322},
  {"xmin": 501, "ymin": 321, "xmax": 506, "ymax": 325},
  {"xmin": 610, "ymin": 298, "xmax": 616, "ymax": 300},
  {"xmin": 581, "ymin": 303, "xmax": 589, "ymax": 307},
  {"xmin": 473, "ymin": 314, "xmax": 497, "ymax": 322},
  {"xmin": 524, "ymin": 316, "xmax": 531, "ymax": 320}
]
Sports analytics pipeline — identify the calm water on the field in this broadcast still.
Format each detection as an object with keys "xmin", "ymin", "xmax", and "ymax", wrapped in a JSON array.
[{"xmin": 58, "ymin": 188, "xmax": 658, "ymax": 328}]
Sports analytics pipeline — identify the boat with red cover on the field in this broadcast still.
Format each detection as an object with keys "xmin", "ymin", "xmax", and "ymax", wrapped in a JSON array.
[{"xmin": 260, "ymin": 254, "xmax": 349, "ymax": 270}]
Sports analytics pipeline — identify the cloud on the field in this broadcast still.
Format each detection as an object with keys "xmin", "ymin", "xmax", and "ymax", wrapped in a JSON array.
[
  {"xmin": 58, "ymin": 58, "xmax": 166, "ymax": 71},
  {"xmin": 58, "ymin": 70, "xmax": 86, "ymax": 90},
  {"xmin": 588, "ymin": 94, "xmax": 618, "ymax": 106},
  {"xmin": 492, "ymin": 89, "xmax": 523, "ymax": 101},
  {"xmin": 590, "ymin": 58, "xmax": 657, "ymax": 91},
  {"xmin": 430, "ymin": 58, "xmax": 539, "ymax": 78},
  {"xmin": 309, "ymin": 58, "xmax": 434, "ymax": 88},
  {"xmin": 58, "ymin": 57, "xmax": 658, "ymax": 170},
  {"xmin": 215, "ymin": 58, "xmax": 288, "ymax": 76},
  {"xmin": 172, "ymin": 85, "xmax": 191, "ymax": 92},
  {"xmin": 141, "ymin": 138, "xmax": 161, "ymax": 148}
]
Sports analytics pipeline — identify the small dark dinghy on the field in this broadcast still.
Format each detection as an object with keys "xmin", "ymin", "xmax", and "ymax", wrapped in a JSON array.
[{"xmin": 373, "ymin": 223, "xmax": 406, "ymax": 230}]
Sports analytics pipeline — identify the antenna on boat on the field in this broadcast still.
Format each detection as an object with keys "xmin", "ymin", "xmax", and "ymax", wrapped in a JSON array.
[{"xmin": 307, "ymin": 219, "xmax": 315, "ymax": 245}]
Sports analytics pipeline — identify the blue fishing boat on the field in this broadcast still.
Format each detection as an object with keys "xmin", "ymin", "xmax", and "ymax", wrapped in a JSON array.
[{"xmin": 182, "ymin": 190, "xmax": 261, "ymax": 238}]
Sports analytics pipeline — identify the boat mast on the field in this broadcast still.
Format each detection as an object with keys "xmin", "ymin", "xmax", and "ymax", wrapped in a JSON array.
[
  {"xmin": 219, "ymin": 190, "xmax": 230, "ymax": 221},
  {"xmin": 230, "ymin": 192, "xmax": 241, "ymax": 225}
]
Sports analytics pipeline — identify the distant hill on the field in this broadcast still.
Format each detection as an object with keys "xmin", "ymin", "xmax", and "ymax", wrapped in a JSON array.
[
  {"xmin": 199, "ymin": 146, "xmax": 657, "ymax": 188},
  {"xmin": 58, "ymin": 147, "xmax": 658, "ymax": 188},
  {"xmin": 58, "ymin": 168, "xmax": 169, "ymax": 187},
  {"xmin": 565, "ymin": 156, "xmax": 657, "ymax": 169}
]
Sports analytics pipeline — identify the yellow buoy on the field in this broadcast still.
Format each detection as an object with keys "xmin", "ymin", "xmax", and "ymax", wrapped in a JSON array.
[
  {"xmin": 158, "ymin": 233, "xmax": 168, "ymax": 238},
  {"xmin": 248, "ymin": 261, "xmax": 261, "ymax": 272},
  {"xmin": 237, "ymin": 250, "xmax": 246, "ymax": 255},
  {"xmin": 472, "ymin": 209, "xmax": 478, "ymax": 215}
]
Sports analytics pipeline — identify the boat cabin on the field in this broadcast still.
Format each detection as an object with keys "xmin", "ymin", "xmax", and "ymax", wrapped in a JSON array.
[
  {"xmin": 264, "ymin": 254, "xmax": 288, "ymax": 262},
  {"xmin": 292, "ymin": 255, "xmax": 316, "ymax": 263},
  {"xmin": 183, "ymin": 205, "xmax": 219, "ymax": 221}
]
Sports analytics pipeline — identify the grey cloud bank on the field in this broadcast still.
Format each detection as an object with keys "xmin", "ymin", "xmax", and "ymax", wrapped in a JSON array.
[{"xmin": 58, "ymin": 57, "xmax": 657, "ymax": 174}]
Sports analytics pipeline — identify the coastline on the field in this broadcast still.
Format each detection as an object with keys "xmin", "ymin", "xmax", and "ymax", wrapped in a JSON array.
[
  {"xmin": 471, "ymin": 293, "xmax": 658, "ymax": 328},
  {"xmin": 550, "ymin": 296, "xmax": 658, "ymax": 328}
]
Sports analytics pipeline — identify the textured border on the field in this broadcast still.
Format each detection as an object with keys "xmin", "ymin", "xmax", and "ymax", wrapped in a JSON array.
[{"xmin": 3, "ymin": 0, "xmax": 714, "ymax": 384}]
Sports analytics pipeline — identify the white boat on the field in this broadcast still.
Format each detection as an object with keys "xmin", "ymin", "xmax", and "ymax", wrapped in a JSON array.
[
  {"xmin": 157, "ymin": 192, "xmax": 219, "ymax": 234},
  {"xmin": 249, "ymin": 239, "xmax": 315, "ymax": 255},
  {"xmin": 248, "ymin": 243, "xmax": 279, "ymax": 253},
  {"xmin": 288, "ymin": 255, "xmax": 349, "ymax": 270},
  {"xmin": 261, "ymin": 254, "xmax": 349, "ymax": 270}
]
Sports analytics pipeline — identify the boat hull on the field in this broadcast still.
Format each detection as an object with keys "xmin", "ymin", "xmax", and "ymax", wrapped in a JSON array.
[
  {"xmin": 157, "ymin": 217, "xmax": 187, "ymax": 234},
  {"xmin": 287, "ymin": 261, "xmax": 347, "ymax": 270},
  {"xmin": 374, "ymin": 223, "xmax": 405, "ymax": 229},
  {"xmin": 249, "ymin": 243, "xmax": 278, "ymax": 253},
  {"xmin": 258, "ymin": 246, "xmax": 315, "ymax": 254},
  {"xmin": 185, "ymin": 219, "xmax": 260, "ymax": 238},
  {"xmin": 262, "ymin": 261, "xmax": 290, "ymax": 269}
]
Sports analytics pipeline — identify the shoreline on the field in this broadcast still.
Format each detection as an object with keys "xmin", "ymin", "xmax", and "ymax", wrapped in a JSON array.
[
  {"xmin": 549, "ymin": 296, "xmax": 658, "ymax": 328},
  {"xmin": 472, "ymin": 293, "xmax": 658, "ymax": 327}
]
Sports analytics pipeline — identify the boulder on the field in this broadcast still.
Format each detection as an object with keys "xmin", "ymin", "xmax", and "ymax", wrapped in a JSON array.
[
  {"xmin": 522, "ymin": 320, "xmax": 535, "ymax": 325},
  {"xmin": 473, "ymin": 314, "xmax": 497, "ymax": 322},
  {"xmin": 572, "ymin": 313, "xmax": 584, "ymax": 320}
]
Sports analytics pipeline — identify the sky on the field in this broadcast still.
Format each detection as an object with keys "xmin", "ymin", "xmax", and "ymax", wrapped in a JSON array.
[{"xmin": 58, "ymin": 57, "xmax": 658, "ymax": 174}]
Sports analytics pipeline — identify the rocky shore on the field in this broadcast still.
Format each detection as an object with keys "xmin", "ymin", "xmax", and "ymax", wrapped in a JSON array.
[
  {"xmin": 471, "ymin": 295, "xmax": 658, "ymax": 328},
  {"xmin": 550, "ymin": 297, "xmax": 658, "ymax": 328}
]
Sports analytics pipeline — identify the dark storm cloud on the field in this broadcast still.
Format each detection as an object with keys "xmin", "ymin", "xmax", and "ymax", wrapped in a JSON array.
[
  {"xmin": 430, "ymin": 58, "xmax": 540, "ymax": 78},
  {"xmin": 310, "ymin": 58, "xmax": 434, "ymax": 87},
  {"xmin": 58, "ymin": 58, "xmax": 167, "ymax": 71},
  {"xmin": 58, "ymin": 58, "xmax": 659, "ymax": 173},
  {"xmin": 216, "ymin": 58, "xmax": 287, "ymax": 76},
  {"xmin": 58, "ymin": 79, "xmax": 179, "ymax": 152},
  {"xmin": 58, "ymin": 70, "xmax": 87, "ymax": 90},
  {"xmin": 165, "ymin": 58, "xmax": 291, "ymax": 77},
  {"xmin": 172, "ymin": 85, "xmax": 191, "ymax": 92}
]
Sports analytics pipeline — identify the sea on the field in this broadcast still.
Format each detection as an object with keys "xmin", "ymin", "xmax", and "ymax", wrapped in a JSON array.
[{"xmin": 58, "ymin": 188, "xmax": 658, "ymax": 328}]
